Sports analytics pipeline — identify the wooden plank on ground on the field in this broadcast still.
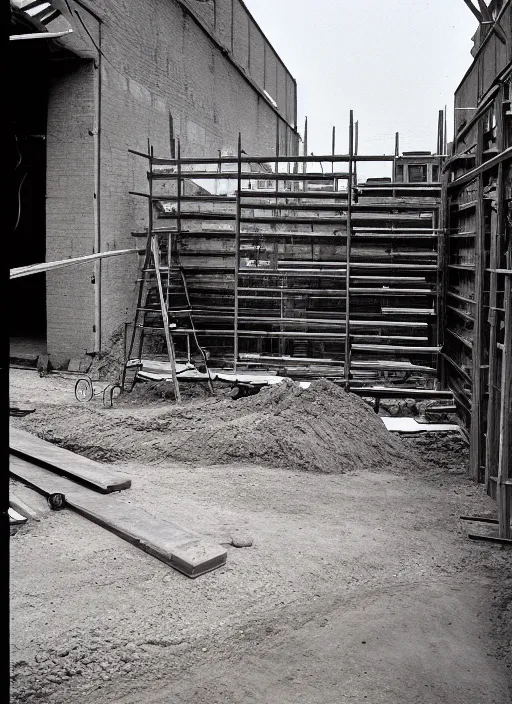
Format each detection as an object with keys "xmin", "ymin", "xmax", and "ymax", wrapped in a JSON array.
[
  {"xmin": 9, "ymin": 426, "xmax": 131, "ymax": 494},
  {"xmin": 9, "ymin": 507, "xmax": 28, "ymax": 526},
  {"xmin": 9, "ymin": 493, "xmax": 42, "ymax": 521},
  {"xmin": 381, "ymin": 417, "xmax": 461, "ymax": 434},
  {"xmin": 9, "ymin": 456, "xmax": 227, "ymax": 578}
]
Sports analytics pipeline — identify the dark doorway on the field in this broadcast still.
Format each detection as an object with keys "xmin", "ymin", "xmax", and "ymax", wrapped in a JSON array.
[{"xmin": 10, "ymin": 24, "xmax": 50, "ymax": 341}]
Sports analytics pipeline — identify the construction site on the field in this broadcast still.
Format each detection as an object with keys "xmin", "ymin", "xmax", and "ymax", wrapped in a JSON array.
[{"xmin": 7, "ymin": 1, "xmax": 512, "ymax": 702}]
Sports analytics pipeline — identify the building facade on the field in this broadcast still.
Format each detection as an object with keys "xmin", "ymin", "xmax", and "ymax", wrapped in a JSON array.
[{"xmin": 10, "ymin": 0, "xmax": 298, "ymax": 364}]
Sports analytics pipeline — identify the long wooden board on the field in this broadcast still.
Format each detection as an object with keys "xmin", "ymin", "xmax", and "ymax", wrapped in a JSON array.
[
  {"xmin": 9, "ymin": 508, "xmax": 28, "ymax": 526},
  {"xmin": 9, "ymin": 427, "xmax": 131, "ymax": 494},
  {"xmin": 9, "ymin": 493, "xmax": 42, "ymax": 522},
  {"xmin": 10, "ymin": 456, "xmax": 226, "ymax": 578}
]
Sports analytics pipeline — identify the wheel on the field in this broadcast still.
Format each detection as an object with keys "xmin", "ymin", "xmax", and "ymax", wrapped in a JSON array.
[
  {"xmin": 47, "ymin": 493, "xmax": 66, "ymax": 510},
  {"xmin": 230, "ymin": 385, "xmax": 242, "ymax": 399},
  {"xmin": 103, "ymin": 384, "xmax": 122, "ymax": 408},
  {"xmin": 75, "ymin": 377, "xmax": 94, "ymax": 402},
  {"xmin": 102, "ymin": 385, "xmax": 113, "ymax": 407}
]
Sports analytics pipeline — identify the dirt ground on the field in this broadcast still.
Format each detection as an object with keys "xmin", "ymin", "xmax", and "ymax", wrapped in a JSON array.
[{"xmin": 9, "ymin": 369, "xmax": 512, "ymax": 703}]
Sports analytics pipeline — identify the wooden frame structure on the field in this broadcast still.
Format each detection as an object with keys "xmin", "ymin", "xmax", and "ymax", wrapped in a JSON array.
[
  {"xmin": 443, "ymin": 47, "xmax": 512, "ymax": 538},
  {"xmin": 127, "ymin": 114, "xmax": 446, "ymax": 404}
]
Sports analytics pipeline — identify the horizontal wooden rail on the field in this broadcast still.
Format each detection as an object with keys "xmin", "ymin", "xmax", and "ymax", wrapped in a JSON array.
[
  {"xmin": 149, "ymin": 171, "xmax": 350, "ymax": 181},
  {"xmin": 10, "ymin": 249, "xmax": 140, "ymax": 279},
  {"xmin": 135, "ymin": 153, "xmax": 397, "ymax": 165},
  {"xmin": 448, "ymin": 146, "xmax": 512, "ymax": 189}
]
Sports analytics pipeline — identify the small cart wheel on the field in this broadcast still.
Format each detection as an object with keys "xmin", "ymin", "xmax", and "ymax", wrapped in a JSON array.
[
  {"xmin": 48, "ymin": 492, "xmax": 66, "ymax": 510},
  {"xmin": 75, "ymin": 377, "xmax": 94, "ymax": 402},
  {"xmin": 102, "ymin": 384, "xmax": 122, "ymax": 408}
]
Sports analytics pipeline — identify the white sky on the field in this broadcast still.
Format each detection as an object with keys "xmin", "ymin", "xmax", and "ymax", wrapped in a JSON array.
[{"xmin": 246, "ymin": 0, "xmax": 478, "ymax": 181}]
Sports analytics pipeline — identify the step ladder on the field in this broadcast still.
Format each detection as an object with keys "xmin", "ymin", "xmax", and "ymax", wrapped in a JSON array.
[{"xmin": 122, "ymin": 227, "xmax": 214, "ymax": 400}]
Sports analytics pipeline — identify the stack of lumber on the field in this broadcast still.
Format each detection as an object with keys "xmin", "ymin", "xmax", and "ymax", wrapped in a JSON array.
[{"xmin": 9, "ymin": 427, "xmax": 226, "ymax": 578}]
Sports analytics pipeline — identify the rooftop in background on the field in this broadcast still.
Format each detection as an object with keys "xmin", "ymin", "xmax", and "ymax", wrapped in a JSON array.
[{"xmin": 393, "ymin": 152, "xmax": 443, "ymax": 184}]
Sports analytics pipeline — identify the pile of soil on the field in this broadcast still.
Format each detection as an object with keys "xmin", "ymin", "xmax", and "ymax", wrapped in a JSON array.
[
  {"xmin": 14, "ymin": 379, "xmax": 410, "ymax": 474},
  {"xmin": 115, "ymin": 379, "xmax": 217, "ymax": 405}
]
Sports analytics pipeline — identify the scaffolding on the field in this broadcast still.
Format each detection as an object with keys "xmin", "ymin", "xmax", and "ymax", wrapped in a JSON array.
[
  {"xmin": 443, "ymin": 60, "xmax": 512, "ymax": 541},
  {"xmin": 126, "ymin": 114, "xmax": 445, "ymax": 404}
]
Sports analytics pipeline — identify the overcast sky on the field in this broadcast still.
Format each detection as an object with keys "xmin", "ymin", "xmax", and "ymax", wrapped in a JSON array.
[{"xmin": 246, "ymin": 0, "xmax": 478, "ymax": 180}]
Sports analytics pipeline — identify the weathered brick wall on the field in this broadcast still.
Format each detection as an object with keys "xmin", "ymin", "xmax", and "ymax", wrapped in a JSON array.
[
  {"xmin": 45, "ymin": 0, "xmax": 298, "ymax": 362},
  {"xmin": 183, "ymin": 0, "xmax": 296, "ymax": 127},
  {"xmin": 46, "ymin": 59, "xmax": 96, "ymax": 363}
]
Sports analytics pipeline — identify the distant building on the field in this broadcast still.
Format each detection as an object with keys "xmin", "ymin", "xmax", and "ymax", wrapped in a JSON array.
[{"xmin": 393, "ymin": 152, "xmax": 443, "ymax": 184}]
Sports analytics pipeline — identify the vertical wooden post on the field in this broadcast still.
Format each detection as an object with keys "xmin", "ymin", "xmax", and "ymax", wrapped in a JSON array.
[
  {"xmin": 152, "ymin": 236, "xmax": 181, "ymax": 403},
  {"xmin": 354, "ymin": 120, "xmax": 359, "ymax": 191},
  {"xmin": 486, "ymin": 176, "xmax": 502, "ymax": 495},
  {"xmin": 303, "ymin": 116, "xmax": 308, "ymax": 192},
  {"xmin": 149, "ymin": 143, "xmax": 181, "ymax": 402},
  {"xmin": 437, "ymin": 168, "xmax": 450, "ymax": 389},
  {"xmin": 344, "ymin": 110, "xmax": 354, "ymax": 390},
  {"xmin": 275, "ymin": 120, "xmax": 280, "ymax": 195},
  {"xmin": 145, "ymin": 145, "xmax": 155, "ymax": 361},
  {"xmin": 394, "ymin": 132, "xmax": 400, "ymax": 183},
  {"xmin": 124, "ymin": 234, "xmax": 151, "ymax": 376},
  {"xmin": 331, "ymin": 126, "xmax": 336, "ymax": 175},
  {"xmin": 433, "ymin": 206, "xmax": 440, "ymax": 353},
  {"xmin": 233, "ymin": 133, "xmax": 242, "ymax": 372},
  {"xmin": 470, "ymin": 118, "xmax": 486, "ymax": 482},
  {"xmin": 275, "ymin": 126, "xmax": 285, "ymax": 355},
  {"xmin": 485, "ymin": 89, "xmax": 505, "ymax": 494},
  {"xmin": 444, "ymin": 105, "xmax": 448, "ymax": 154},
  {"xmin": 497, "ymin": 265, "xmax": 512, "ymax": 538}
]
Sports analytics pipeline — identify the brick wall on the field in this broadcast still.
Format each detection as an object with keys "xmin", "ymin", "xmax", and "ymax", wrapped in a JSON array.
[
  {"xmin": 46, "ymin": 59, "xmax": 96, "ymax": 363},
  {"xmin": 44, "ymin": 0, "xmax": 298, "ymax": 362}
]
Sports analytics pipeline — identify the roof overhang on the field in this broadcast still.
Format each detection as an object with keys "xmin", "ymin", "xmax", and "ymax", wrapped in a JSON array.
[{"xmin": 10, "ymin": 1, "xmax": 97, "ymax": 59}]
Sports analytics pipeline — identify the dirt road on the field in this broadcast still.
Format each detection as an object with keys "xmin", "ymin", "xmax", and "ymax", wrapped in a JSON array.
[{"xmin": 9, "ymin": 370, "xmax": 512, "ymax": 703}]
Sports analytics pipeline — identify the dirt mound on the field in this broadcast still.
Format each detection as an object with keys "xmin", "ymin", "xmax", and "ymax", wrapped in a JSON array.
[
  {"xmin": 115, "ymin": 379, "xmax": 221, "ymax": 406},
  {"xmin": 14, "ymin": 379, "xmax": 410, "ymax": 474}
]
